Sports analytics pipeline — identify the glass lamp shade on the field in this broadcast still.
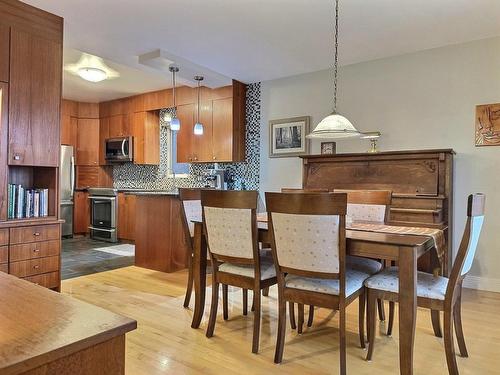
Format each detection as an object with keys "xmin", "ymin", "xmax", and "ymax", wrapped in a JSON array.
[
  {"xmin": 170, "ymin": 117, "xmax": 180, "ymax": 131},
  {"xmin": 193, "ymin": 122, "xmax": 204, "ymax": 135},
  {"xmin": 307, "ymin": 112, "xmax": 360, "ymax": 139},
  {"xmin": 162, "ymin": 112, "xmax": 173, "ymax": 123},
  {"xmin": 77, "ymin": 67, "xmax": 107, "ymax": 82}
]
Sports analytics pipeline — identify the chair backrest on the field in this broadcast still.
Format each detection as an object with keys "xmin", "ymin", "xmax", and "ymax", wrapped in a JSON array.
[
  {"xmin": 178, "ymin": 188, "xmax": 202, "ymax": 249},
  {"xmin": 281, "ymin": 188, "xmax": 330, "ymax": 193},
  {"xmin": 201, "ymin": 190, "xmax": 258, "ymax": 264},
  {"xmin": 446, "ymin": 194, "xmax": 485, "ymax": 300},
  {"xmin": 266, "ymin": 192, "xmax": 347, "ymax": 280},
  {"xmin": 334, "ymin": 189, "xmax": 392, "ymax": 223}
]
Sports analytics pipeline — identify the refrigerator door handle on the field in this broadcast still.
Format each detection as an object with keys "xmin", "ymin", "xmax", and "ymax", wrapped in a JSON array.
[{"xmin": 70, "ymin": 155, "xmax": 75, "ymax": 198}]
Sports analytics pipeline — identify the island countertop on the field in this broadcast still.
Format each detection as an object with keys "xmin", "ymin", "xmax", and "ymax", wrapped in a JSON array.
[{"xmin": 0, "ymin": 272, "xmax": 137, "ymax": 374}]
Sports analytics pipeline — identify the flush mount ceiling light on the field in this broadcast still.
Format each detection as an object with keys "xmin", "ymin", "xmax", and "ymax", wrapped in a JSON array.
[
  {"xmin": 193, "ymin": 76, "xmax": 204, "ymax": 136},
  {"xmin": 65, "ymin": 52, "xmax": 119, "ymax": 83},
  {"xmin": 307, "ymin": 0, "xmax": 360, "ymax": 140},
  {"xmin": 77, "ymin": 67, "xmax": 107, "ymax": 82},
  {"xmin": 169, "ymin": 66, "xmax": 181, "ymax": 131}
]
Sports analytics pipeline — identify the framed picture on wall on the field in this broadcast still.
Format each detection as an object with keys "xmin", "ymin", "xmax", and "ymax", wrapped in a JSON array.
[
  {"xmin": 321, "ymin": 142, "xmax": 336, "ymax": 155},
  {"xmin": 269, "ymin": 116, "xmax": 310, "ymax": 158},
  {"xmin": 475, "ymin": 102, "xmax": 500, "ymax": 146}
]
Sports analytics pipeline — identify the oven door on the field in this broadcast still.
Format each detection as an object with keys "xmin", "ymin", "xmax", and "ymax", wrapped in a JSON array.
[
  {"xmin": 105, "ymin": 137, "xmax": 133, "ymax": 162},
  {"xmin": 90, "ymin": 196, "xmax": 116, "ymax": 229}
]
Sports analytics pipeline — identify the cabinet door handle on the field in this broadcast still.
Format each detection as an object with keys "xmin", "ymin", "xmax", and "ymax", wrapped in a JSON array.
[
  {"xmin": 33, "ymin": 248, "xmax": 40, "ymax": 253},
  {"xmin": 213, "ymin": 156, "xmax": 216, "ymax": 160},
  {"xmin": 33, "ymin": 265, "xmax": 40, "ymax": 269},
  {"xmin": 13, "ymin": 154, "xmax": 20, "ymax": 161},
  {"xmin": 33, "ymin": 232, "xmax": 40, "ymax": 237}
]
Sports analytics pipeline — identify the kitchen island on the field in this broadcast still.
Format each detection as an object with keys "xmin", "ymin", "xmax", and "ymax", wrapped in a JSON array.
[
  {"xmin": 0, "ymin": 272, "xmax": 136, "ymax": 374},
  {"xmin": 131, "ymin": 192, "xmax": 189, "ymax": 273}
]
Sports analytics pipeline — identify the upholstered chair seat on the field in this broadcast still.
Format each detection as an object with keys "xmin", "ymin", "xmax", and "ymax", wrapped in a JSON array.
[
  {"xmin": 219, "ymin": 252, "xmax": 276, "ymax": 280},
  {"xmin": 346, "ymin": 255, "xmax": 383, "ymax": 275},
  {"xmin": 364, "ymin": 266, "xmax": 449, "ymax": 300},
  {"xmin": 285, "ymin": 267, "xmax": 372, "ymax": 297}
]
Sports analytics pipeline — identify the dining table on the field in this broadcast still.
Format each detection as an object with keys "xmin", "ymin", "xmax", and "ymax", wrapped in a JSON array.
[{"xmin": 189, "ymin": 217, "xmax": 439, "ymax": 375}]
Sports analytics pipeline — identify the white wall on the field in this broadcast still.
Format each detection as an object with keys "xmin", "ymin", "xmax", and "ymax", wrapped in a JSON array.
[{"xmin": 260, "ymin": 37, "xmax": 500, "ymax": 291}]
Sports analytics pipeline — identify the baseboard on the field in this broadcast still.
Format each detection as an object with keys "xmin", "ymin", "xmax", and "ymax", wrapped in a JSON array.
[{"xmin": 463, "ymin": 275, "xmax": 500, "ymax": 293}]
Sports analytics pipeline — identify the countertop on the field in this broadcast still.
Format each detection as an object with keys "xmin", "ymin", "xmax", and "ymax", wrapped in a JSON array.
[
  {"xmin": 75, "ymin": 187, "xmax": 179, "ymax": 196},
  {"xmin": 0, "ymin": 272, "xmax": 137, "ymax": 374}
]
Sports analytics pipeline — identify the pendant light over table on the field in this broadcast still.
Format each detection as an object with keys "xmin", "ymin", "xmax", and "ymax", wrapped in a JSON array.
[
  {"xmin": 168, "ymin": 66, "xmax": 181, "ymax": 131},
  {"xmin": 193, "ymin": 76, "xmax": 204, "ymax": 135},
  {"xmin": 307, "ymin": 0, "xmax": 359, "ymax": 140}
]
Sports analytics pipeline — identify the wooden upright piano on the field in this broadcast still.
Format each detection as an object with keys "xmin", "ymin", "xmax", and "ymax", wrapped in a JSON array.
[{"xmin": 301, "ymin": 149, "xmax": 454, "ymax": 275}]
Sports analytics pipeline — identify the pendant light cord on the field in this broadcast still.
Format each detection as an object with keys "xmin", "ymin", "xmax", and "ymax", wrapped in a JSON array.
[
  {"xmin": 197, "ymin": 79, "xmax": 201, "ymax": 123},
  {"xmin": 172, "ymin": 69, "xmax": 176, "ymax": 107},
  {"xmin": 333, "ymin": 0, "xmax": 339, "ymax": 113}
]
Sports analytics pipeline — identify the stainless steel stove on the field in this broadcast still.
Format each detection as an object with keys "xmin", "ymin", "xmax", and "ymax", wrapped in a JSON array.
[{"xmin": 88, "ymin": 188, "xmax": 118, "ymax": 242}]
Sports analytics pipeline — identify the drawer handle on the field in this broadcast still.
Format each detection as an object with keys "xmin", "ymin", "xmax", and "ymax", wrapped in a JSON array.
[
  {"xmin": 33, "ymin": 248, "xmax": 40, "ymax": 253},
  {"xmin": 33, "ymin": 265, "xmax": 40, "ymax": 269},
  {"xmin": 33, "ymin": 232, "xmax": 40, "ymax": 237},
  {"xmin": 13, "ymin": 154, "xmax": 20, "ymax": 161}
]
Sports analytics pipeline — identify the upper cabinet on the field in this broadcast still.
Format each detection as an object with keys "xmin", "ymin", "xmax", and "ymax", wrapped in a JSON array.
[
  {"xmin": 93, "ymin": 80, "xmax": 246, "ymax": 165},
  {"xmin": 0, "ymin": 25, "xmax": 9, "ymax": 83},
  {"xmin": 176, "ymin": 81, "xmax": 246, "ymax": 163},
  {"xmin": 8, "ymin": 28, "xmax": 62, "ymax": 166},
  {"xmin": 76, "ymin": 119, "xmax": 99, "ymax": 166},
  {"xmin": 61, "ymin": 100, "xmax": 78, "ymax": 147}
]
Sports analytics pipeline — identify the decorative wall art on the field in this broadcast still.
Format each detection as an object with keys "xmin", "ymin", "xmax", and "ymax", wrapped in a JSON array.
[
  {"xmin": 269, "ymin": 116, "xmax": 310, "ymax": 158},
  {"xmin": 475, "ymin": 103, "xmax": 500, "ymax": 146}
]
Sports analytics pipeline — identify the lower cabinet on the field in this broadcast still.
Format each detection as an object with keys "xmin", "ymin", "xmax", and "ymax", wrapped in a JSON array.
[
  {"xmin": 2, "ymin": 222, "xmax": 61, "ymax": 290},
  {"xmin": 74, "ymin": 191, "xmax": 90, "ymax": 234},
  {"xmin": 118, "ymin": 193, "xmax": 136, "ymax": 241}
]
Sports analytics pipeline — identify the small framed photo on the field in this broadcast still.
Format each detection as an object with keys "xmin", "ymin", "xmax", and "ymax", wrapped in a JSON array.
[
  {"xmin": 269, "ymin": 116, "xmax": 310, "ymax": 158},
  {"xmin": 321, "ymin": 142, "xmax": 336, "ymax": 155}
]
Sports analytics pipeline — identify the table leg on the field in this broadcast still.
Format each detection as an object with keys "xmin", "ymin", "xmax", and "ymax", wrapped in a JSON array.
[
  {"xmin": 398, "ymin": 246, "xmax": 417, "ymax": 375},
  {"xmin": 191, "ymin": 222, "xmax": 207, "ymax": 329}
]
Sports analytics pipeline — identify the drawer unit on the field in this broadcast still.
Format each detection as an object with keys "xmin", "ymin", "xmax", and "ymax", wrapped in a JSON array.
[
  {"xmin": 10, "ymin": 240, "xmax": 60, "ymax": 262},
  {"xmin": 0, "ymin": 229, "xmax": 8, "ymax": 245},
  {"xmin": 10, "ymin": 224, "xmax": 60, "ymax": 245},
  {"xmin": 9, "ymin": 255, "xmax": 59, "ymax": 278},
  {"xmin": 23, "ymin": 271, "xmax": 59, "ymax": 289},
  {"xmin": 0, "ymin": 245, "xmax": 8, "ymax": 264},
  {"xmin": 0, "ymin": 264, "xmax": 7, "ymax": 273}
]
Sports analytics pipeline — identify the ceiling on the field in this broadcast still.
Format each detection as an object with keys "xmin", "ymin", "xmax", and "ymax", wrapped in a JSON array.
[{"xmin": 24, "ymin": 0, "xmax": 500, "ymax": 102}]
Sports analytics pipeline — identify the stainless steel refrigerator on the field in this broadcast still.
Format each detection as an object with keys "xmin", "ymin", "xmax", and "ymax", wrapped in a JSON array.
[{"xmin": 60, "ymin": 145, "xmax": 75, "ymax": 237}]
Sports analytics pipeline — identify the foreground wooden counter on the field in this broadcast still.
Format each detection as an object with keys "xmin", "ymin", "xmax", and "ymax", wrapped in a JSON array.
[
  {"xmin": 133, "ymin": 193, "xmax": 189, "ymax": 272},
  {"xmin": 0, "ymin": 272, "xmax": 137, "ymax": 375}
]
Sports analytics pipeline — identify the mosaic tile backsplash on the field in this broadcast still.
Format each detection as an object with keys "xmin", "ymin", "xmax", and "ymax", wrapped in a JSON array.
[{"xmin": 112, "ymin": 82, "xmax": 261, "ymax": 191}]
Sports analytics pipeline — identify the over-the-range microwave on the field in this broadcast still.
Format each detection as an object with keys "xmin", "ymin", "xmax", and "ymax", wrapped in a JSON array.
[{"xmin": 105, "ymin": 136, "xmax": 133, "ymax": 162}]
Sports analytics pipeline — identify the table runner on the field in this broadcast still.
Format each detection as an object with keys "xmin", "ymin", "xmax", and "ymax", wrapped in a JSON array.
[{"xmin": 257, "ymin": 213, "xmax": 445, "ymax": 267}]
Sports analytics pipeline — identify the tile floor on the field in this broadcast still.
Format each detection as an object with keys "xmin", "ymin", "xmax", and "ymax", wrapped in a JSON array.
[{"xmin": 61, "ymin": 236, "xmax": 134, "ymax": 279}]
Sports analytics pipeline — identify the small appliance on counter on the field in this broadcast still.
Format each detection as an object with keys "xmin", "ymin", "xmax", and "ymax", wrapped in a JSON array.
[
  {"xmin": 88, "ymin": 188, "xmax": 118, "ymax": 242},
  {"xmin": 203, "ymin": 167, "xmax": 226, "ymax": 190}
]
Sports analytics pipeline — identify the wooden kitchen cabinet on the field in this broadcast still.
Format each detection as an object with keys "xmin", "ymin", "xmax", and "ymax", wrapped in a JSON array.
[
  {"xmin": 76, "ymin": 119, "xmax": 100, "ymax": 166},
  {"xmin": 76, "ymin": 166, "xmax": 112, "ymax": 189},
  {"xmin": 108, "ymin": 114, "xmax": 130, "ymax": 138},
  {"xmin": 176, "ymin": 81, "xmax": 246, "ymax": 163},
  {"xmin": 99, "ymin": 117, "xmax": 109, "ymax": 165},
  {"xmin": 74, "ymin": 191, "xmax": 90, "ymax": 234},
  {"xmin": 61, "ymin": 100, "xmax": 78, "ymax": 147},
  {"xmin": 0, "ymin": 24, "xmax": 9, "ymax": 83},
  {"xmin": 117, "ymin": 193, "xmax": 136, "ymax": 241},
  {"xmin": 176, "ymin": 104, "xmax": 195, "ymax": 163},
  {"xmin": 131, "ymin": 111, "xmax": 159, "ymax": 165},
  {"xmin": 8, "ymin": 28, "xmax": 62, "ymax": 167}
]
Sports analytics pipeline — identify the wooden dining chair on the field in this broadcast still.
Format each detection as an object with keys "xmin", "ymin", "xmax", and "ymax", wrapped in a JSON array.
[
  {"xmin": 202, "ymin": 190, "xmax": 277, "ymax": 353},
  {"xmin": 281, "ymin": 188, "xmax": 330, "ymax": 331},
  {"xmin": 335, "ymin": 189, "xmax": 394, "ymax": 326},
  {"xmin": 179, "ymin": 188, "xmax": 202, "ymax": 308},
  {"xmin": 364, "ymin": 193, "xmax": 485, "ymax": 375},
  {"xmin": 266, "ymin": 192, "xmax": 380, "ymax": 373}
]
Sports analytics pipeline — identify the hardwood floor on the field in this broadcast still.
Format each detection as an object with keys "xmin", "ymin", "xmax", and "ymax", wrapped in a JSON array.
[{"xmin": 61, "ymin": 266, "xmax": 500, "ymax": 375}]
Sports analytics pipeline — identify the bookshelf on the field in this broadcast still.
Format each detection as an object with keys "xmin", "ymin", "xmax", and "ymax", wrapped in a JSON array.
[{"xmin": 7, "ymin": 166, "xmax": 58, "ymax": 221}]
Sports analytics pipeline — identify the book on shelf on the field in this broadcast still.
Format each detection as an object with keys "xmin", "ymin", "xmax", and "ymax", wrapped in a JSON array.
[{"xmin": 7, "ymin": 184, "xmax": 49, "ymax": 219}]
